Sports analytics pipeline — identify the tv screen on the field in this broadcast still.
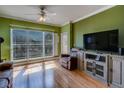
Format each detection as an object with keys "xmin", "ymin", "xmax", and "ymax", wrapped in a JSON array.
[{"xmin": 83, "ymin": 29, "xmax": 118, "ymax": 52}]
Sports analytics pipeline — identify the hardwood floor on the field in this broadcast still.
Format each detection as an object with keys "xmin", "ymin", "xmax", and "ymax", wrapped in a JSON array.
[{"xmin": 13, "ymin": 60, "xmax": 108, "ymax": 88}]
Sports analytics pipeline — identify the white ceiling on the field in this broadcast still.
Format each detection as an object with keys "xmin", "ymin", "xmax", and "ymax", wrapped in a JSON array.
[{"xmin": 0, "ymin": 5, "xmax": 114, "ymax": 26}]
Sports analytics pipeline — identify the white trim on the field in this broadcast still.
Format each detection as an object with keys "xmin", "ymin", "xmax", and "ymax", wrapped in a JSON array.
[
  {"xmin": 61, "ymin": 33, "xmax": 63, "ymax": 54},
  {"xmin": 61, "ymin": 32, "xmax": 69, "ymax": 54},
  {"xmin": 10, "ymin": 29, "xmax": 13, "ymax": 61},
  {"xmin": 26, "ymin": 31, "xmax": 29, "ymax": 62},
  {"xmin": 13, "ymin": 57, "xmax": 59, "ymax": 66},
  {"xmin": 54, "ymin": 33, "xmax": 59, "ymax": 56},
  {"xmin": 43, "ymin": 32, "xmax": 45, "ymax": 57},
  {"xmin": 52, "ymin": 33, "xmax": 55, "ymax": 56},
  {"xmin": 10, "ymin": 24, "xmax": 56, "ymax": 32},
  {"xmin": 0, "ymin": 15, "xmax": 61, "ymax": 27},
  {"xmin": 11, "ymin": 27, "xmax": 47, "ymax": 33},
  {"xmin": 13, "ymin": 56, "xmax": 54, "ymax": 63},
  {"xmin": 61, "ymin": 21, "xmax": 71, "ymax": 27},
  {"xmin": 72, "ymin": 5, "xmax": 116, "ymax": 23}
]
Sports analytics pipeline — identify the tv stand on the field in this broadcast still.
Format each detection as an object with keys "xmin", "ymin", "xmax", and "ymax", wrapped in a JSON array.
[
  {"xmin": 84, "ymin": 51, "xmax": 109, "ymax": 84},
  {"xmin": 74, "ymin": 48, "xmax": 124, "ymax": 87}
]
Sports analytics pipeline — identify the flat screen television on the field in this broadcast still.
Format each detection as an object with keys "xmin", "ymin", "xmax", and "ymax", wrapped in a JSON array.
[{"xmin": 83, "ymin": 29, "xmax": 119, "ymax": 52}]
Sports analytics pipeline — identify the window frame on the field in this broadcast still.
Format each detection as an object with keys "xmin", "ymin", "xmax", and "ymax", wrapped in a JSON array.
[{"xmin": 10, "ymin": 28, "xmax": 54, "ymax": 62}]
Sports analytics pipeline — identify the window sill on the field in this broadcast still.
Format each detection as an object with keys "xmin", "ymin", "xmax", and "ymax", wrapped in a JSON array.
[{"xmin": 13, "ymin": 56, "xmax": 59, "ymax": 66}]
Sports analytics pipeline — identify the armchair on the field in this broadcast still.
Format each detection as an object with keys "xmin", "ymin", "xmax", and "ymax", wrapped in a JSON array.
[
  {"xmin": 0, "ymin": 76, "xmax": 10, "ymax": 88},
  {"xmin": 0, "ymin": 62, "xmax": 13, "ymax": 88},
  {"xmin": 60, "ymin": 54, "xmax": 77, "ymax": 70}
]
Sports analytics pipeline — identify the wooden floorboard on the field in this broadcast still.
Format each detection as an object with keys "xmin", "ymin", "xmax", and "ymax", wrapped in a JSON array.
[{"xmin": 13, "ymin": 60, "xmax": 108, "ymax": 88}]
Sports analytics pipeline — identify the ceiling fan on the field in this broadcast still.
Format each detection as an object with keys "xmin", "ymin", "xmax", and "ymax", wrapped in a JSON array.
[{"xmin": 25, "ymin": 6, "xmax": 56, "ymax": 22}]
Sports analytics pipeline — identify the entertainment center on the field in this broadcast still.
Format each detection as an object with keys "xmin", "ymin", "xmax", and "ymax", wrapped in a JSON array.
[
  {"xmin": 76, "ymin": 50, "xmax": 124, "ymax": 88},
  {"xmin": 75, "ymin": 29, "xmax": 124, "ymax": 87},
  {"xmin": 84, "ymin": 51, "xmax": 109, "ymax": 83}
]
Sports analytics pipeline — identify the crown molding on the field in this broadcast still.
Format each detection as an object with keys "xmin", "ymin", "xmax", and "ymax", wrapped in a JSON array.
[
  {"xmin": 0, "ymin": 15, "xmax": 61, "ymax": 27},
  {"xmin": 72, "ymin": 5, "xmax": 116, "ymax": 23},
  {"xmin": 61, "ymin": 21, "xmax": 71, "ymax": 27}
]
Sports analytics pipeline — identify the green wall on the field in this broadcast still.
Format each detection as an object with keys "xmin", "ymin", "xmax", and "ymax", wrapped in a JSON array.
[
  {"xmin": 61, "ymin": 23, "xmax": 73, "ymax": 53},
  {"xmin": 1, "ymin": 5, "xmax": 124, "ymax": 61},
  {"xmin": 73, "ymin": 6, "xmax": 124, "ymax": 49},
  {"xmin": 0, "ymin": 17, "xmax": 61, "ymax": 61}
]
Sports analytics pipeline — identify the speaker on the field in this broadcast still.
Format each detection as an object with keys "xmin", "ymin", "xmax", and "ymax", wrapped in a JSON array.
[
  {"xmin": 119, "ymin": 48, "xmax": 124, "ymax": 55},
  {"xmin": 0, "ymin": 37, "xmax": 4, "ymax": 43}
]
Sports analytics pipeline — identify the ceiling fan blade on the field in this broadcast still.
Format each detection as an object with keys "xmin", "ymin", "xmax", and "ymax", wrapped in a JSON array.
[
  {"xmin": 24, "ymin": 13, "xmax": 41, "ymax": 15},
  {"xmin": 42, "ymin": 8, "xmax": 56, "ymax": 16},
  {"xmin": 46, "ymin": 12, "xmax": 56, "ymax": 16},
  {"xmin": 24, "ymin": 5, "xmax": 56, "ymax": 22}
]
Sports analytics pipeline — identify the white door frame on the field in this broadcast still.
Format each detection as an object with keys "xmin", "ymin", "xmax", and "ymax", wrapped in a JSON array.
[{"xmin": 61, "ymin": 32, "xmax": 69, "ymax": 54}]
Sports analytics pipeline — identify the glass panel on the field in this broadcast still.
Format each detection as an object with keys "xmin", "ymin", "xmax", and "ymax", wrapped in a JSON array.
[
  {"xmin": 29, "ymin": 31, "xmax": 43, "ymax": 44},
  {"xmin": 87, "ymin": 67, "xmax": 92, "ymax": 72},
  {"xmin": 96, "ymin": 70, "xmax": 104, "ymax": 77},
  {"xmin": 44, "ymin": 32, "xmax": 53, "ymax": 56},
  {"xmin": 96, "ymin": 64, "xmax": 104, "ymax": 70},
  {"xmin": 45, "ymin": 32, "xmax": 53, "ymax": 45},
  {"xmin": 86, "ymin": 62, "xmax": 93, "ymax": 72},
  {"xmin": 29, "ymin": 45, "xmax": 43, "ymax": 58},
  {"xmin": 45, "ymin": 45, "xmax": 53, "ymax": 56},
  {"xmin": 13, "ymin": 45, "xmax": 27, "ymax": 60},
  {"xmin": 13, "ymin": 30, "xmax": 27, "ymax": 44}
]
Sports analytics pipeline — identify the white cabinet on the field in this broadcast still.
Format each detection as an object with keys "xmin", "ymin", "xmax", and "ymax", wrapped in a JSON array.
[
  {"xmin": 76, "ymin": 50, "xmax": 124, "ymax": 87},
  {"xmin": 112, "ymin": 57, "xmax": 122, "ymax": 86},
  {"xmin": 111, "ymin": 55, "xmax": 124, "ymax": 87},
  {"xmin": 77, "ymin": 51, "xmax": 84, "ymax": 71},
  {"xmin": 84, "ymin": 51, "xmax": 109, "ymax": 83},
  {"xmin": 95, "ymin": 60, "xmax": 108, "ymax": 81}
]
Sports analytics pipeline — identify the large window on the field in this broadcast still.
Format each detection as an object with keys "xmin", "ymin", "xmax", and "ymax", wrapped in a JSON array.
[{"xmin": 11, "ymin": 29, "xmax": 54, "ymax": 61}]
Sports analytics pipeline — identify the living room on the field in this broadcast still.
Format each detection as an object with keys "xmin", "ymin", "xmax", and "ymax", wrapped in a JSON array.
[{"xmin": 0, "ymin": 5, "xmax": 124, "ymax": 89}]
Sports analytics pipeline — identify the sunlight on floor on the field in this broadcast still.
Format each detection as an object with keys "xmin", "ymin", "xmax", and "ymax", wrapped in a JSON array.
[
  {"xmin": 22, "ymin": 61, "xmax": 57, "ymax": 75},
  {"xmin": 13, "ymin": 71, "xmax": 21, "ymax": 79},
  {"xmin": 23, "ymin": 66, "xmax": 42, "ymax": 75},
  {"xmin": 45, "ymin": 64, "xmax": 57, "ymax": 70}
]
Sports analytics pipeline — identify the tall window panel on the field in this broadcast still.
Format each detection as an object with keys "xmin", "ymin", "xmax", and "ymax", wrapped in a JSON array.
[
  {"xmin": 11, "ymin": 29, "xmax": 54, "ymax": 61},
  {"xmin": 12, "ymin": 30, "xmax": 28, "ymax": 60},
  {"xmin": 28, "ymin": 31, "xmax": 43, "ymax": 58},
  {"xmin": 44, "ymin": 32, "xmax": 54, "ymax": 56}
]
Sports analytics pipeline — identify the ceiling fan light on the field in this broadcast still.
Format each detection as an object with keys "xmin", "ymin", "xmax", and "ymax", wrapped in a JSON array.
[
  {"xmin": 43, "ymin": 17, "xmax": 46, "ymax": 21},
  {"xmin": 39, "ymin": 16, "xmax": 44, "ymax": 21}
]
